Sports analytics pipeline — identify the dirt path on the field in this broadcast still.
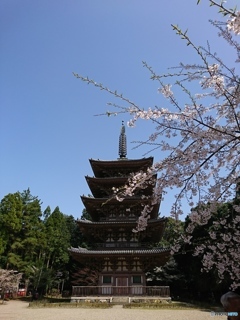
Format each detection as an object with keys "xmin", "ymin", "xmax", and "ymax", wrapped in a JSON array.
[{"xmin": 0, "ymin": 300, "xmax": 216, "ymax": 320}]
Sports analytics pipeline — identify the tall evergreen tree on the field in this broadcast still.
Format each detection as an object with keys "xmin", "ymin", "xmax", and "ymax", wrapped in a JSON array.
[
  {"xmin": 0, "ymin": 192, "xmax": 23, "ymax": 268},
  {"xmin": 44, "ymin": 207, "xmax": 70, "ymax": 270},
  {"xmin": 20, "ymin": 189, "xmax": 45, "ymax": 267}
]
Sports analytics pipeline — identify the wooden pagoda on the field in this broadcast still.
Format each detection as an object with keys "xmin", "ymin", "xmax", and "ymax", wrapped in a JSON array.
[{"xmin": 69, "ymin": 123, "xmax": 170, "ymax": 296}]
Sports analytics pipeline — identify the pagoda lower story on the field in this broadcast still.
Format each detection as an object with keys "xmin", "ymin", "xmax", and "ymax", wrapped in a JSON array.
[{"xmin": 70, "ymin": 245, "xmax": 169, "ymax": 296}]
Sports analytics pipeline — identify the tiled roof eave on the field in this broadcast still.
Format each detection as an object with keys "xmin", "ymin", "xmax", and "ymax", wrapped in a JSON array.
[
  {"xmin": 69, "ymin": 247, "xmax": 170, "ymax": 255},
  {"xmin": 89, "ymin": 157, "xmax": 154, "ymax": 166},
  {"xmin": 77, "ymin": 218, "xmax": 166, "ymax": 225}
]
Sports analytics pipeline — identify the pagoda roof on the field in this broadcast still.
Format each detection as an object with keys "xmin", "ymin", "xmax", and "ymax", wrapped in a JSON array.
[
  {"xmin": 77, "ymin": 218, "xmax": 166, "ymax": 242},
  {"xmin": 77, "ymin": 217, "xmax": 167, "ymax": 243},
  {"xmin": 69, "ymin": 246, "xmax": 170, "ymax": 269},
  {"xmin": 85, "ymin": 176, "xmax": 156, "ymax": 198},
  {"xmin": 85, "ymin": 176, "xmax": 127, "ymax": 198},
  {"xmin": 69, "ymin": 246, "xmax": 170, "ymax": 256},
  {"xmin": 89, "ymin": 157, "xmax": 153, "ymax": 178},
  {"xmin": 77, "ymin": 217, "xmax": 166, "ymax": 227},
  {"xmin": 81, "ymin": 196, "xmax": 160, "ymax": 220}
]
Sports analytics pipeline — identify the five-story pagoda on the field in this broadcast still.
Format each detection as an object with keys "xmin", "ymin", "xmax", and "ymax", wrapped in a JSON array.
[{"xmin": 69, "ymin": 123, "xmax": 170, "ymax": 296}]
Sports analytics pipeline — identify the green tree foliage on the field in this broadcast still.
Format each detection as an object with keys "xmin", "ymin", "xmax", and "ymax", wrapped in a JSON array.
[
  {"xmin": 0, "ymin": 192, "xmax": 24, "ymax": 269},
  {"xmin": 0, "ymin": 193, "xmax": 23, "ymax": 257},
  {"xmin": 158, "ymin": 217, "xmax": 184, "ymax": 247},
  {"xmin": 147, "ymin": 218, "xmax": 185, "ymax": 296},
  {"xmin": 65, "ymin": 215, "xmax": 84, "ymax": 248},
  {"xmin": 0, "ymin": 189, "xmax": 86, "ymax": 294},
  {"xmin": 19, "ymin": 189, "xmax": 46, "ymax": 268},
  {"xmin": 81, "ymin": 208, "xmax": 92, "ymax": 221},
  {"xmin": 44, "ymin": 206, "xmax": 71, "ymax": 270},
  {"xmin": 43, "ymin": 206, "xmax": 51, "ymax": 221},
  {"xmin": 0, "ymin": 189, "xmax": 48, "ymax": 292},
  {"xmin": 146, "ymin": 257, "xmax": 186, "ymax": 297}
]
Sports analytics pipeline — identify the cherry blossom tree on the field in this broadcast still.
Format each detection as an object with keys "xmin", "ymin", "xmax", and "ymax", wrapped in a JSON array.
[
  {"xmin": 73, "ymin": 1, "xmax": 240, "ymax": 289},
  {"xmin": 0, "ymin": 269, "xmax": 22, "ymax": 302}
]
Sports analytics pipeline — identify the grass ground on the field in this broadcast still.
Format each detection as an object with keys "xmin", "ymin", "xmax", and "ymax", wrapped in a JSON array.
[{"xmin": 19, "ymin": 296, "xmax": 223, "ymax": 311}]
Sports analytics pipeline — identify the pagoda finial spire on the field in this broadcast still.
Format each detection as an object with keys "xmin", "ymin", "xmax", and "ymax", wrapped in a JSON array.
[{"xmin": 118, "ymin": 121, "xmax": 127, "ymax": 159}]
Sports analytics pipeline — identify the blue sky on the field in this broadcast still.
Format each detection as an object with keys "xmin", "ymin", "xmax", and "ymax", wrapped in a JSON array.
[{"xmin": 0, "ymin": 0, "xmax": 238, "ymax": 219}]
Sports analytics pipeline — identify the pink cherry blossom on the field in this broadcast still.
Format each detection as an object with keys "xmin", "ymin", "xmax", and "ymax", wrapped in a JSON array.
[{"xmin": 227, "ymin": 11, "xmax": 240, "ymax": 35}]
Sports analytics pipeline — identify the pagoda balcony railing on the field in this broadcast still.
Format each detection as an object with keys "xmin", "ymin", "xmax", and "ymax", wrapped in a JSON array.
[
  {"xmin": 94, "ymin": 242, "xmax": 150, "ymax": 249},
  {"xmin": 72, "ymin": 286, "xmax": 170, "ymax": 297}
]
